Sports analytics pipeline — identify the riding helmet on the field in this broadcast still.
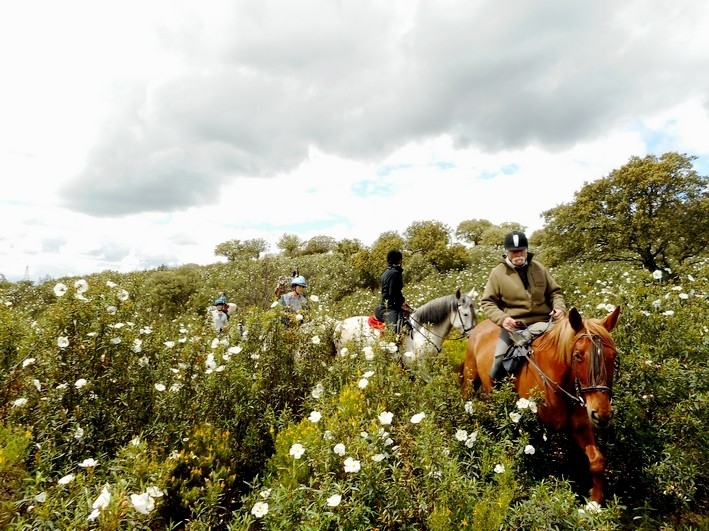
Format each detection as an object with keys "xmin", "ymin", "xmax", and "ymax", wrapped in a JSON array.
[
  {"xmin": 291, "ymin": 276, "xmax": 308, "ymax": 287},
  {"xmin": 214, "ymin": 297, "xmax": 226, "ymax": 306},
  {"xmin": 504, "ymin": 231, "xmax": 528, "ymax": 251},
  {"xmin": 386, "ymin": 249, "xmax": 403, "ymax": 265}
]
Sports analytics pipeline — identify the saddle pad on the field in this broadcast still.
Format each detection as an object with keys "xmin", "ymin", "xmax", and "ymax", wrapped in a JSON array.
[{"xmin": 368, "ymin": 315, "xmax": 386, "ymax": 330}]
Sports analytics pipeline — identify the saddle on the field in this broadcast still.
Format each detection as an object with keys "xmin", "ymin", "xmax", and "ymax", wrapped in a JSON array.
[{"xmin": 502, "ymin": 327, "xmax": 540, "ymax": 375}]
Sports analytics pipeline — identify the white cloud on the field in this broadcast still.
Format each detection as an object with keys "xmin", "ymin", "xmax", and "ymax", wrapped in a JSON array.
[{"xmin": 1, "ymin": 1, "xmax": 708, "ymax": 281}]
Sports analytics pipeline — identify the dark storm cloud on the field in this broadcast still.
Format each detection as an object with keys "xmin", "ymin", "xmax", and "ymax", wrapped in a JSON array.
[{"xmin": 59, "ymin": 0, "xmax": 709, "ymax": 216}]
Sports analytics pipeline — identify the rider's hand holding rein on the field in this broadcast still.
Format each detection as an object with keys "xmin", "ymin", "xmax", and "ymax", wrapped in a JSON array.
[{"xmin": 550, "ymin": 308, "xmax": 565, "ymax": 321}]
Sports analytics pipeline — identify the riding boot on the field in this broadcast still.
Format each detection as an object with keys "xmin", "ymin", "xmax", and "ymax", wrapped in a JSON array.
[
  {"xmin": 490, "ymin": 329, "xmax": 513, "ymax": 387},
  {"xmin": 490, "ymin": 354, "xmax": 506, "ymax": 386}
]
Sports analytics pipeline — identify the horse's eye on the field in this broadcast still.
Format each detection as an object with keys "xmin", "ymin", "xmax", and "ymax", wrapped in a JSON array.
[{"xmin": 573, "ymin": 352, "xmax": 582, "ymax": 361}]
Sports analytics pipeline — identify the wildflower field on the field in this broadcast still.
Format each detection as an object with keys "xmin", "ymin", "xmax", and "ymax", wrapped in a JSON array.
[{"xmin": 1, "ymin": 248, "xmax": 708, "ymax": 530}]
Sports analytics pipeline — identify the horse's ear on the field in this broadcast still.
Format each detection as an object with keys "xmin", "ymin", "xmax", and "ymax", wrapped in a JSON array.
[
  {"xmin": 602, "ymin": 305, "xmax": 621, "ymax": 332},
  {"xmin": 455, "ymin": 288, "xmax": 461, "ymax": 300},
  {"xmin": 569, "ymin": 308, "xmax": 584, "ymax": 333}
]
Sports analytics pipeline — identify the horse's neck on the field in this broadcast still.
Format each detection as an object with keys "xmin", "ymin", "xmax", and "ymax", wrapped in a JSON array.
[{"xmin": 410, "ymin": 317, "xmax": 450, "ymax": 349}]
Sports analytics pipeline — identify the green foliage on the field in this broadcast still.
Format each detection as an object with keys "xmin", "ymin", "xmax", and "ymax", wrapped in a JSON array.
[
  {"xmin": 1, "ymin": 234, "xmax": 708, "ymax": 529},
  {"xmin": 542, "ymin": 152, "xmax": 709, "ymax": 272},
  {"xmin": 215, "ymin": 238, "xmax": 269, "ymax": 262},
  {"xmin": 455, "ymin": 219, "xmax": 493, "ymax": 245}
]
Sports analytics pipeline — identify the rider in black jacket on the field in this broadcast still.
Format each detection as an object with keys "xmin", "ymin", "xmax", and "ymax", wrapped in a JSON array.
[{"xmin": 375, "ymin": 249, "xmax": 410, "ymax": 333}]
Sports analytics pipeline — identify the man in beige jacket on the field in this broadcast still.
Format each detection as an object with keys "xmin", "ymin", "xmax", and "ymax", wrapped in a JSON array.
[{"xmin": 480, "ymin": 231, "xmax": 566, "ymax": 382}]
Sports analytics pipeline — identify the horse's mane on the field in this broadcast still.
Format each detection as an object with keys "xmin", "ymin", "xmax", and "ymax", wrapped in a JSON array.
[
  {"xmin": 533, "ymin": 315, "xmax": 614, "ymax": 364},
  {"xmin": 412, "ymin": 293, "xmax": 473, "ymax": 326}
]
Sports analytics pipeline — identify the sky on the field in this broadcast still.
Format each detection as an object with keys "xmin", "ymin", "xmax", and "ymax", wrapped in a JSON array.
[{"xmin": 2, "ymin": 1, "xmax": 709, "ymax": 283}]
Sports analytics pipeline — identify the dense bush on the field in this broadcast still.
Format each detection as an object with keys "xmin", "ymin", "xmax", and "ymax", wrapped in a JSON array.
[{"xmin": 0, "ymin": 251, "xmax": 707, "ymax": 529}]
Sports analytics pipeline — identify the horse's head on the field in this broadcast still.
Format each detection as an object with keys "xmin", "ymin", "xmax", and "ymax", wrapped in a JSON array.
[
  {"xmin": 568, "ymin": 306, "xmax": 621, "ymax": 428},
  {"xmin": 451, "ymin": 288, "xmax": 478, "ymax": 338}
]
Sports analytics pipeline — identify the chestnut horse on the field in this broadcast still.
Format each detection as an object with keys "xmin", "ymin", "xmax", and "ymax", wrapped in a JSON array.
[{"xmin": 461, "ymin": 306, "xmax": 620, "ymax": 504}]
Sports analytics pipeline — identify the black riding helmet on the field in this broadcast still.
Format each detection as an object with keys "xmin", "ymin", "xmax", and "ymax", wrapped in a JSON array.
[
  {"xmin": 386, "ymin": 249, "xmax": 403, "ymax": 265},
  {"xmin": 504, "ymin": 231, "xmax": 528, "ymax": 251}
]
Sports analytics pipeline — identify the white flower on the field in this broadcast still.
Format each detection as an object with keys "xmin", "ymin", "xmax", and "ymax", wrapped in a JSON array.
[
  {"xmin": 131, "ymin": 339, "xmax": 143, "ymax": 353},
  {"xmin": 74, "ymin": 426, "xmax": 84, "ymax": 440},
  {"xmin": 111, "ymin": 337, "xmax": 121, "ymax": 344},
  {"xmin": 494, "ymin": 464, "xmax": 505, "ymax": 474},
  {"xmin": 92, "ymin": 485, "xmax": 111, "ymax": 510},
  {"xmin": 323, "ymin": 430, "xmax": 334, "ymax": 440},
  {"xmin": 524, "ymin": 444, "xmax": 536, "ymax": 455},
  {"xmin": 464, "ymin": 401, "xmax": 474, "ymax": 414},
  {"xmin": 35, "ymin": 491, "xmax": 47, "ymax": 503},
  {"xmin": 410, "ymin": 412, "xmax": 426, "ymax": 424},
  {"xmin": 53, "ymin": 282, "xmax": 69, "ymax": 297},
  {"xmin": 679, "ymin": 293, "xmax": 689, "ymax": 300},
  {"xmin": 146, "ymin": 486, "xmax": 164, "ymax": 498},
  {"xmin": 251, "ymin": 501, "xmax": 269, "ymax": 518},
  {"xmin": 79, "ymin": 458, "xmax": 98, "ymax": 468},
  {"xmin": 362, "ymin": 346, "xmax": 373, "ymax": 359},
  {"xmin": 358, "ymin": 378, "xmax": 369, "ymax": 389},
  {"xmin": 326, "ymin": 494, "xmax": 341, "ymax": 507},
  {"xmin": 117, "ymin": 289, "xmax": 130, "ymax": 301},
  {"xmin": 528, "ymin": 401, "xmax": 537, "ymax": 413},
  {"xmin": 74, "ymin": 379, "xmax": 87, "ymax": 389},
  {"xmin": 154, "ymin": 383, "xmax": 166, "ymax": 392},
  {"xmin": 652, "ymin": 270, "xmax": 663, "ymax": 280},
  {"xmin": 57, "ymin": 336, "xmax": 69, "ymax": 348},
  {"xmin": 12, "ymin": 397, "xmax": 28, "ymax": 407},
  {"xmin": 106, "ymin": 280, "xmax": 117, "ymax": 288},
  {"xmin": 378, "ymin": 411, "xmax": 393, "ymax": 425},
  {"xmin": 296, "ymin": 313, "xmax": 304, "ymax": 321},
  {"xmin": 22, "ymin": 357, "xmax": 36, "ymax": 368},
  {"xmin": 333, "ymin": 443, "xmax": 346, "ymax": 456},
  {"xmin": 662, "ymin": 310, "xmax": 675, "ymax": 316},
  {"xmin": 455, "ymin": 429, "xmax": 468, "ymax": 442},
  {"xmin": 164, "ymin": 341, "xmax": 175, "ymax": 348},
  {"xmin": 509, "ymin": 412, "xmax": 522, "ymax": 423},
  {"xmin": 270, "ymin": 300, "xmax": 280, "ymax": 308},
  {"xmin": 33, "ymin": 379, "xmax": 41, "ymax": 391},
  {"xmin": 311, "ymin": 383, "xmax": 324, "ymax": 399},
  {"xmin": 363, "ymin": 370, "xmax": 374, "ymax": 378},
  {"xmin": 58, "ymin": 474, "xmax": 75, "ymax": 485},
  {"xmin": 106, "ymin": 305, "xmax": 118, "ymax": 315},
  {"xmin": 312, "ymin": 335, "xmax": 321, "ymax": 345},
  {"xmin": 344, "ymin": 457, "xmax": 361, "ymax": 473},
  {"xmin": 516, "ymin": 397, "xmax": 530, "ymax": 410},
  {"xmin": 372, "ymin": 453, "xmax": 386, "ymax": 462},
  {"xmin": 309, "ymin": 295, "xmax": 320, "ymax": 303},
  {"xmin": 308, "ymin": 411, "xmax": 322, "ymax": 423},
  {"xmin": 87, "ymin": 509, "xmax": 101, "ymax": 521},
  {"xmin": 289, "ymin": 443, "xmax": 305, "ymax": 459},
  {"xmin": 130, "ymin": 492, "xmax": 155, "ymax": 514},
  {"xmin": 228, "ymin": 346, "xmax": 243, "ymax": 355},
  {"xmin": 259, "ymin": 488, "xmax": 271, "ymax": 499},
  {"xmin": 74, "ymin": 279, "xmax": 89, "ymax": 293},
  {"xmin": 403, "ymin": 351, "xmax": 415, "ymax": 361},
  {"xmin": 581, "ymin": 501, "xmax": 602, "ymax": 514}
]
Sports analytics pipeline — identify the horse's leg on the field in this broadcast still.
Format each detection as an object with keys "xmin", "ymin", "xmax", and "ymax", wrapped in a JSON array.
[{"xmin": 569, "ymin": 408, "xmax": 606, "ymax": 504}]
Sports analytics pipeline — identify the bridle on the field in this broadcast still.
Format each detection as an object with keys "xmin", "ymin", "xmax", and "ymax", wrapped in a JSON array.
[
  {"xmin": 405, "ymin": 300, "xmax": 476, "ymax": 353},
  {"xmin": 523, "ymin": 331, "xmax": 614, "ymax": 408}
]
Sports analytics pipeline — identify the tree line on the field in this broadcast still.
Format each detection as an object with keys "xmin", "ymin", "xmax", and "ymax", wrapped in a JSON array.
[{"xmin": 214, "ymin": 152, "xmax": 709, "ymax": 279}]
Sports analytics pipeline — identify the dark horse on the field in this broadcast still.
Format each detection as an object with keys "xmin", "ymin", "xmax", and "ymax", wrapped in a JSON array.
[{"xmin": 461, "ymin": 306, "xmax": 620, "ymax": 504}]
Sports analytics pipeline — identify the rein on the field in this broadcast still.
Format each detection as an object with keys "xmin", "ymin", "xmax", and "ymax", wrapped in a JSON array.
[
  {"xmin": 406, "ymin": 303, "xmax": 474, "ymax": 353},
  {"xmin": 521, "ymin": 327, "xmax": 612, "ymax": 408}
]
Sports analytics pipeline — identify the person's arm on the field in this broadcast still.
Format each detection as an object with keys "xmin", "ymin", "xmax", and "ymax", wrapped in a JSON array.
[{"xmin": 479, "ymin": 272, "xmax": 508, "ymax": 327}]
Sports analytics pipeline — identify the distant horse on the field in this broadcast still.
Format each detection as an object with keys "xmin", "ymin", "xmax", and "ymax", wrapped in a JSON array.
[
  {"xmin": 334, "ymin": 289, "xmax": 477, "ymax": 364},
  {"xmin": 461, "ymin": 306, "xmax": 621, "ymax": 504}
]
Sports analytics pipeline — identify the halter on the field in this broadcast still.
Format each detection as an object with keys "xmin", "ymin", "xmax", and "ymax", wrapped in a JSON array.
[{"xmin": 522, "ymin": 330, "xmax": 613, "ymax": 408}]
